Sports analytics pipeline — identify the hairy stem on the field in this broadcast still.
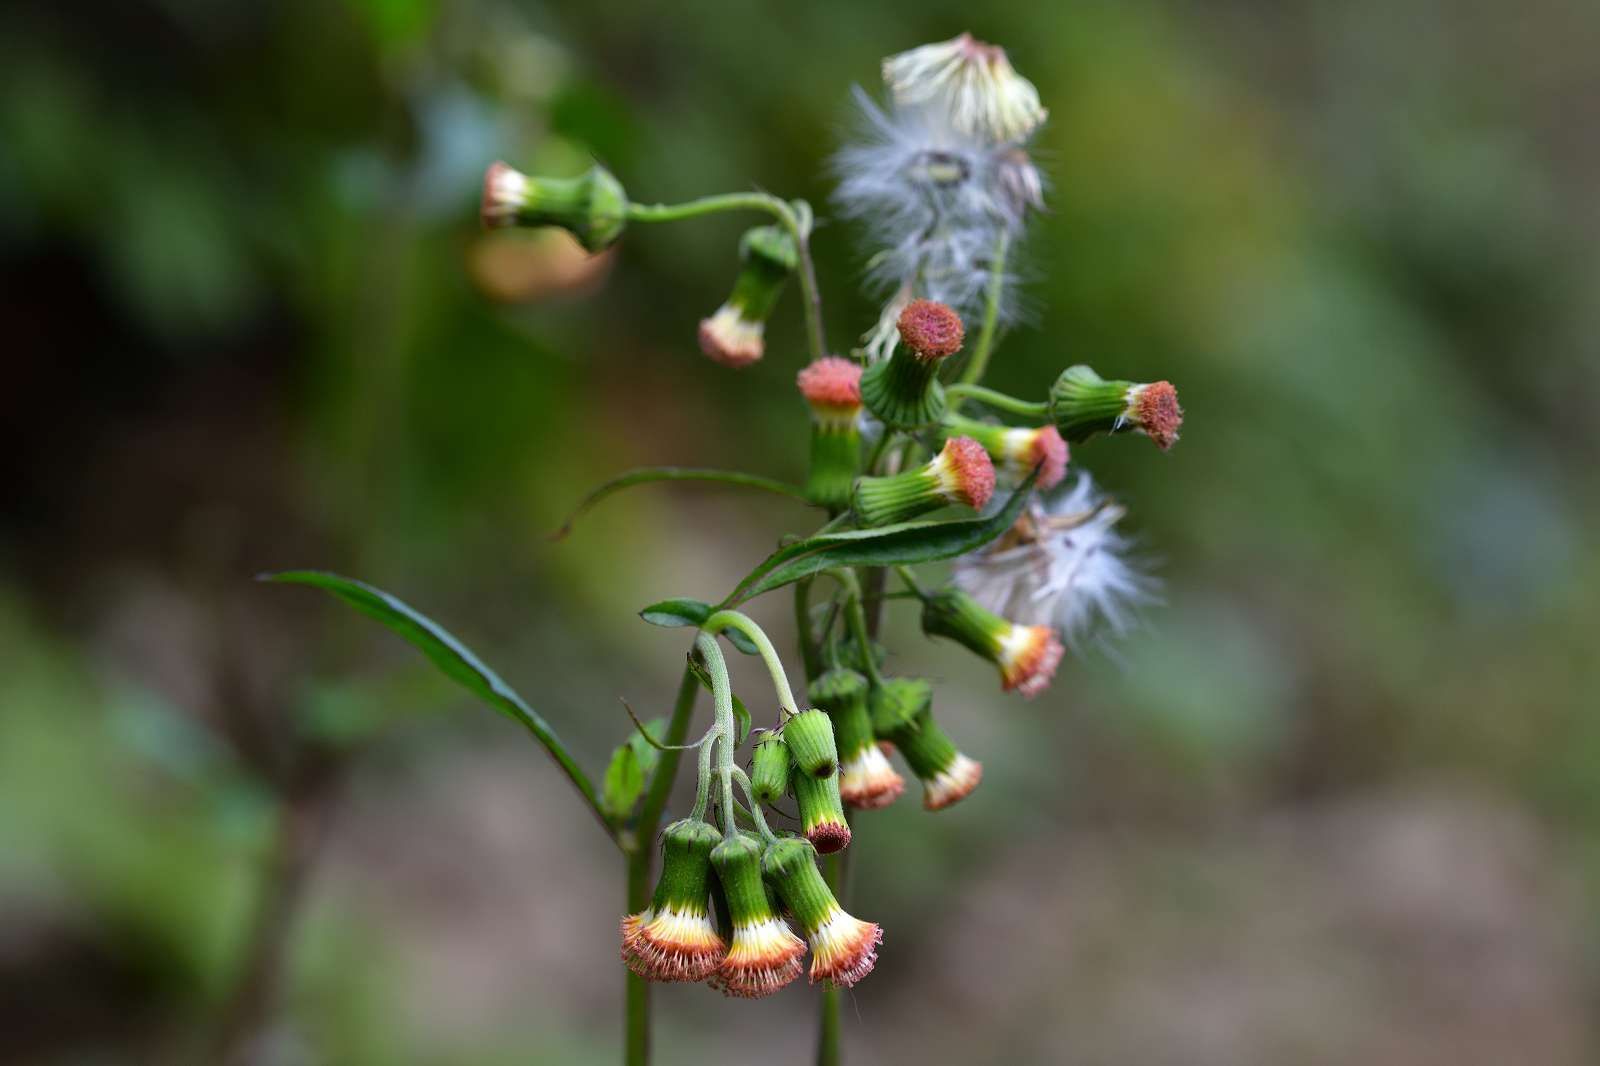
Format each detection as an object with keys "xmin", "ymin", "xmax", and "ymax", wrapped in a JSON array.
[
  {"xmin": 553, "ymin": 467, "xmax": 810, "ymax": 541},
  {"xmin": 956, "ymin": 230, "xmax": 1011, "ymax": 386},
  {"xmin": 703, "ymin": 610, "xmax": 799, "ymax": 718},
  {"xmin": 625, "ymin": 193, "xmax": 826, "ymax": 363}
]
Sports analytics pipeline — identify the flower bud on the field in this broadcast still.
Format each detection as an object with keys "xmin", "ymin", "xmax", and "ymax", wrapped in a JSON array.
[
  {"xmin": 783, "ymin": 709, "xmax": 839, "ymax": 779},
  {"xmin": 811, "ymin": 668, "xmax": 904, "ymax": 809},
  {"xmin": 868, "ymin": 676, "xmax": 932, "ymax": 737},
  {"xmin": 697, "ymin": 225, "xmax": 798, "ymax": 368},
  {"xmin": 762, "ymin": 838, "xmax": 882, "ymax": 987},
  {"xmin": 792, "ymin": 769, "xmax": 851, "ymax": 854},
  {"xmin": 942, "ymin": 412, "xmax": 1068, "ymax": 490},
  {"xmin": 1049, "ymin": 365, "xmax": 1184, "ymax": 451},
  {"xmin": 749, "ymin": 732, "xmax": 792, "ymax": 805},
  {"xmin": 480, "ymin": 161, "xmax": 627, "ymax": 253},
  {"xmin": 920, "ymin": 587, "xmax": 1065, "ymax": 698},
  {"xmin": 886, "ymin": 709, "xmax": 984, "ymax": 811},
  {"xmin": 851, "ymin": 436, "xmax": 995, "ymax": 527},
  {"xmin": 859, "ymin": 299, "xmax": 963, "ymax": 428},
  {"xmin": 620, "ymin": 818, "xmax": 726, "ymax": 981},
  {"xmin": 708, "ymin": 833, "xmax": 806, "ymax": 998},
  {"xmin": 797, "ymin": 356, "xmax": 864, "ymax": 511}
]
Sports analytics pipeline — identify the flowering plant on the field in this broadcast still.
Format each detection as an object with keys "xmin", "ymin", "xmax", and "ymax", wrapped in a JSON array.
[{"xmin": 270, "ymin": 33, "xmax": 1181, "ymax": 1065}]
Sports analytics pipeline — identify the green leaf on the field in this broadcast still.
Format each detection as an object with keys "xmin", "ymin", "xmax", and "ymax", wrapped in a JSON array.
[
  {"xmin": 601, "ymin": 743, "xmax": 643, "ymax": 821},
  {"xmin": 718, "ymin": 473, "xmax": 1038, "ymax": 607},
  {"xmin": 262, "ymin": 571, "xmax": 608, "ymax": 837},
  {"xmin": 553, "ymin": 467, "xmax": 809, "ymax": 541},
  {"xmin": 639, "ymin": 598, "xmax": 759, "ymax": 655}
]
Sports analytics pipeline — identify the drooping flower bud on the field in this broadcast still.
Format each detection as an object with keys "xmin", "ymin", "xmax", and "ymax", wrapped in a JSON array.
[
  {"xmin": 942, "ymin": 412, "xmax": 1068, "ymax": 489},
  {"xmin": 920, "ymin": 586, "xmax": 1065, "ymax": 698},
  {"xmin": 708, "ymin": 833, "xmax": 806, "ymax": 998},
  {"xmin": 762, "ymin": 838, "xmax": 882, "ymax": 987},
  {"xmin": 885, "ymin": 709, "xmax": 984, "ymax": 811},
  {"xmin": 859, "ymin": 299, "xmax": 964, "ymax": 428},
  {"xmin": 883, "ymin": 34, "xmax": 1048, "ymax": 145},
  {"xmin": 621, "ymin": 818, "xmax": 726, "ymax": 981},
  {"xmin": 851, "ymin": 436, "xmax": 995, "ymax": 527},
  {"xmin": 749, "ymin": 733, "xmax": 792, "ymax": 805},
  {"xmin": 480, "ymin": 162, "xmax": 627, "ymax": 253},
  {"xmin": 868, "ymin": 676, "xmax": 933, "ymax": 738},
  {"xmin": 783, "ymin": 709, "xmax": 839, "ymax": 779},
  {"xmin": 797, "ymin": 356, "xmax": 864, "ymax": 511},
  {"xmin": 792, "ymin": 770, "xmax": 851, "ymax": 854},
  {"xmin": 697, "ymin": 225, "xmax": 798, "ymax": 368},
  {"xmin": 1049, "ymin": 365, "xmax": 1184, "ymax": 451},
  {"xmin": 811, "ymin": 668, "xmax": 904, "ymax": 809}
]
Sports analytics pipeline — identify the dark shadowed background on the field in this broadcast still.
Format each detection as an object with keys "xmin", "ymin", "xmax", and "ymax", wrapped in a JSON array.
[{"xmin": 4, "ymin": 1, "xmax": 1599, "ymax": 1063}]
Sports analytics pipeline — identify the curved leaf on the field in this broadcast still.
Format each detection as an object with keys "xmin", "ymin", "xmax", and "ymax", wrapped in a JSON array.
[
  {"xmin": 718, "ymin": 472, "xmax": 1038, "ymax": 607},
  {"xmin": 262, "ymin": 571, "xmax": 612, "ymax": 840},
  {"xmin": 553, "ymin": 467, "xmax": 810, "ymax": 541},
  {"xmin": 639, "ymin": 598, "xmax": 758, "ymax": 654}
]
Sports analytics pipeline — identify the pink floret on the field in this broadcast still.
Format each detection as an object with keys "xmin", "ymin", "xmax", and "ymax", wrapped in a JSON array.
[{"xmin": 942, "ymin": 436, "xmax": 996, "ymax": 510}]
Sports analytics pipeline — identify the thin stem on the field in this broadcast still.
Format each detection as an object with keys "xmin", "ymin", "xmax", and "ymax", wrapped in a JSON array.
[
  {"xmin": 894, "ymin": 564, "xmax": 932, "ymax": 603},
  {"xmin": 956, "ymin": 230, "xmax": 1011, "ymax": 386},
  {"xmin": 625, "ymin": 193, "xmax": 826, "ymax": 363},
  {"xmin": 816, "ymin": 811, "xmax": 853, "ymax": 1066},
  {"xmin": 795, "ymin": 579, "xmax": 821, "ymax": 681},
  {"xmin": 827, "ymin": 570, "xmax": 885, "ymax": 687},
  {"xmin": 703, "ymin": 610, "xmax": 800, "ymax": 717},
  {"xmin": 730, "ymin": 768, "xmax": 779, "ymax": 843},
  {"xmin": 945, "ymin": 383, "xmax": 1050, "ymax": 420},
  {"xmin": 690, "ymin": 729, "xmax": 715, "ymax": 822},
  {"xmin": 863, "ymin": 429, "xmax": 897, "ymax": 477},
  {"xmin": 553, "ymin": 467, "xmax": 809, "ymax": 541}
]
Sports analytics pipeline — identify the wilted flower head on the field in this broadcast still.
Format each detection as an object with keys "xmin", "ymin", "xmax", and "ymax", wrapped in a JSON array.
[
  {"xmin": 953, "ymin": 474, "xmax": 1156, "ymax": 647},
  {"xmin": 883, "ymin": 33, "xmax": 1047, "ymax": 145}
]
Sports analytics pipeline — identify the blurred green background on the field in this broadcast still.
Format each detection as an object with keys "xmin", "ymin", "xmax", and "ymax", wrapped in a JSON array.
[{"xmin": 4, "ymin": 0, "xmax": 1599, "ymax": 1063}]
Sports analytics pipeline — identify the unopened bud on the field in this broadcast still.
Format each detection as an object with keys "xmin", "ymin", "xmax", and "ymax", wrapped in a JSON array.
[
  {"xmin": 697, "ymin": 225, "xmax": 798, "ymax": 368},
  {"xmin": 749, "ymin": 733, "xmax": 792, "ymax": 805},
  {"xmin": 797, "ymin": 356, "xmax": 864, "ymax": 511},
  {"xmin": 481, "ymin": 161, "xmax": 627, "ymax": 253},
  {"xmin": 859, "ymin": 299, "xmax": 964, "ymax": 428},
  {"xmin": 783, "ymin": 709, "xmax": 839, "ymax": 779},
  {"xmin": 793, "ymin": 770, "xmax": 851, "ymax": 854},
  {"xmin": 921, "ymin": 587, "xmax": 1064, "ymax": 698},
  {"xmin": 1049, "ymin": 365, "xmax": 1184, "ymax": 451},
  {"xmin": 942, "ymin": 412, "xmax": 1068, "ymax": 489},
  {"xmin": 851, "ymin": 436, "xmax": 995, "ymax": 527}
]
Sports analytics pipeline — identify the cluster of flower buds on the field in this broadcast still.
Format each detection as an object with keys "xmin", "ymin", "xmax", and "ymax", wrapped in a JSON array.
[
  {"xmin": 699, "ymin": 225, "xmax": 799, "ymax": 368},
  {"xmin": 1049, "ymin": 364, "xmax": 1184, "ymax": 451},
  {"xmin": 480, "ymin": 161, "xmax": 628, "ymax": 253}
]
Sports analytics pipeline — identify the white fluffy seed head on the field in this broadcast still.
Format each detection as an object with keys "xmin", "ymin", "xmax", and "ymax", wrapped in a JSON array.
[{"xmin": 953, "ymin": 474, "xmax": 1158, "ymax": 648}]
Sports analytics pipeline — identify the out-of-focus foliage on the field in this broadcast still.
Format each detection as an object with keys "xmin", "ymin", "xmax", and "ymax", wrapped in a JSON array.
[{"xmin": 3, "ymin": 0, "xmax": 1598, "ymax": 1062}]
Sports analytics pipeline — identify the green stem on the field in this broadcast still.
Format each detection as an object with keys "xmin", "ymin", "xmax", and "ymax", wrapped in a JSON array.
[
  {"xmin": 624, "ymin": 663, "xmax": 700, "ymax": 1066},
  {"xmin": 553, "ymin": 467, "xmax": 809, "ymax": 541},
  {"xmin": 816, "ymin": 813, "xmax": 853, "ymax": 1066},
  {"xmin": 625, "ymin": 193, "xmax": 826, "ymax": 364},
  {"xmin": 945, "ymin": 383, "xmax": 1049, "ymax": 420},
  {"xmin": 795, "ymin": 579, "xmax": 821, "ymax": 681},
  {"xmin": 703, "ymin": 610, "xmax": 800, "ymax": 718},
  {"xmin": 894, "ymin": 564, "xmax": 931, "ymax": 603},
  {"xmin": 956, "ymin": 230, "xmax": 1011, "ymax": 386}
]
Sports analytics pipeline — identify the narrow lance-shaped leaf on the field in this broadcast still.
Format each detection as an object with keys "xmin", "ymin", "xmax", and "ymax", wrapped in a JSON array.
[
  {"xmin": 719, "ymin": 471, "xmax": 1039, "ymax": 607},
  {"xmin": 262, "ymin": 571, "xmax": 613, "ymax": 841},
  {"xmin": 639, "ymin": 597, "xmax": 759, "ymax": 654}
]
